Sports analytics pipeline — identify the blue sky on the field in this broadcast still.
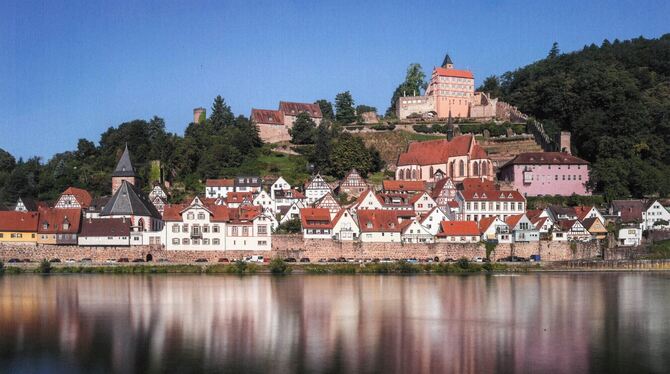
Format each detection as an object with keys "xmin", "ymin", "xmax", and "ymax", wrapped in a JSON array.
[{"xmin": 1, "ymin": 0, "xmax": 668, "ymax": 160}]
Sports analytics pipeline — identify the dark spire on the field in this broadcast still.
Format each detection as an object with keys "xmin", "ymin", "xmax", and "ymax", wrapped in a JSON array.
[
  {"xmin": 441, "ymin": 53, "xmax": 453, "ymax": 68},
  {"xmin": 112, "ymin": 144, "xmax": 136, "ymax": 177}
]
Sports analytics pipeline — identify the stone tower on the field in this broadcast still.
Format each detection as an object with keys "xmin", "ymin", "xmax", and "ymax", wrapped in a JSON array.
[
  {"xmin": 559, "ymin": 131, "xmax": 572, "ymax": 154},
  {"xmin": 193, "ymin": 107, "xmax": 206, "ymax": 124},
  {"xmin": 441, "ymin": 53, "xmax": 454, "ymax": 69},
  {"xmin": 112, "ymin": 144, "xmax": 137, "ymax": 195}
]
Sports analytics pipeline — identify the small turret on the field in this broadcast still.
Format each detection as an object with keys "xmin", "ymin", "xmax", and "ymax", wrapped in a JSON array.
[
  {"xmin": 112, "ymin": 144, "xmax": 137, "ymax": 195},
  {"xmin": 441, "ymin": 53, "xmax": 454, "ymax": 69}
]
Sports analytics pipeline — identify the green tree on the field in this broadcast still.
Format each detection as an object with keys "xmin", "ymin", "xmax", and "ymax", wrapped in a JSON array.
[
  {"xmin": 386, "ymin": 63, "xmax": 426, "ymax": 116},
  {"xmin": 289, "ymin": 112, "xmax": 317, "ymax": 144},
  {"xmin": 548, "ymin": 42, "xmax": 560, "ymax": 58},
  {"xmin": 311, "ymin": 121, "xmax": 332, "ymax": 173},
  {"xmin": 315, "ymin": 99, "xmax": 335, "ymax": 120},
  {"xmin": 329, "ymin": 133, "xmax": 377, "ymax": 178},
  {"xmin": 210, "ymin": 95, "xmax": 234, "ymax": 130},
  {"xmin": 335, "ymin": 91, "xmax": 356, "ymax": 124},
  {"xmin": 477, "ymin": 75, "xmax": 503, "ymax": 98}
]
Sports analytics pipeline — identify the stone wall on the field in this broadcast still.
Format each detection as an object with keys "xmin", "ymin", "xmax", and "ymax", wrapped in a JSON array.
[
  {"xmin": 258, "ymin": 124, "xmax": 290, "ymax": 143},
  {"xmin": 0, "ymin": 237, "xmax": 600, "ymax": 263}
]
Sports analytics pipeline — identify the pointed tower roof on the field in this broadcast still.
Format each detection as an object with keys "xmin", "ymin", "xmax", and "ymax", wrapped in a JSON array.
[
  {"xmin": 100, "ymin": 180, "xmax": 161, "ymax": 219},
  {"xmin": 112, "ymin": 144, "xmax": 136, "ymax": 177},
  {"xmin": 441, "ymin": 53, "xmax": 453, "ymax": 68}
]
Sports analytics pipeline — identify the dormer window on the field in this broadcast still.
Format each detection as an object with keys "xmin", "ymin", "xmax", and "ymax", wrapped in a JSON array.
[{"xmin": 42, "ymin": 223, "xmax": 48, "ymax": 230}]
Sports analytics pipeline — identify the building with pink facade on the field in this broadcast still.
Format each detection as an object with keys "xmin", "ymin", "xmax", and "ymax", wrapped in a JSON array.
[{"xmin": 498, "ymin": 152, "xmax": 590, "ymax": 197}]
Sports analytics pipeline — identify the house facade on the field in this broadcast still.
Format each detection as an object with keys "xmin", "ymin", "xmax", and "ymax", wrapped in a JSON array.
[
  {"xmin": 205, "ymin": 179, "xmax": 235, "ymax": 198},
  {"xmin": 0, "ymin": 211, "xmax": 39, "ymax": 244},
  {"xmin": 498, "ymin": 152, "xmax": 590, "ymax": 196},
  {"xmin": 78, "ymin": 218, "xmax": 130, "ymax": 246},
  {"xmin": 338, "ymin": 169, "xmax": 368, "ymax": 198},
  {"xmin": 455, "ymin": 189, "xmax": 526, "ymax": 222},
  {"xmin": 436, "ymin": 221, "xmax": 480, "ymax": 243},
  {"xmin": 641, "ymin": 200, "xmax": 670, "ymax": 230},
  {"xmin": 305, "ymin": 174, "xmax": 332, "ymax": 204},
  {"xmin": 37, "ymin": 208, "xmax": 81, "ymax": 245}
]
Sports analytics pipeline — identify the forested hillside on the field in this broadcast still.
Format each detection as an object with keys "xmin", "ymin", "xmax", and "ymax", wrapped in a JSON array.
[{"xmin": 481, "ymin": 35, "xmax": 670, "ymax": 200}]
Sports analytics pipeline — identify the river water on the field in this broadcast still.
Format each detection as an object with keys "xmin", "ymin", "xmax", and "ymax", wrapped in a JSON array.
[{"xmin": 0, "ymin": 273, "xmax": 668, "ymax": 373}]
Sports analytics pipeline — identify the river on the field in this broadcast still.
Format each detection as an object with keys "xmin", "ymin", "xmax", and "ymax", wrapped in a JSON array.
[{"xmin": 0, "ymin": 273, "xmax": 668, "ymax": 373}]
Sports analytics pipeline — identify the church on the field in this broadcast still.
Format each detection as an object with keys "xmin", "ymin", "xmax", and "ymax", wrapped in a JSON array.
[{"xmin": 395, "ymin": 134, "xmax": 494, "ymax": 182}]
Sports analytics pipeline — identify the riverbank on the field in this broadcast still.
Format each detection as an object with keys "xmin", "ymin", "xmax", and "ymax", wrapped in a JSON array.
[{"xmin": 2, "ymin": 259, "xmax": 669, "ymax": 275}]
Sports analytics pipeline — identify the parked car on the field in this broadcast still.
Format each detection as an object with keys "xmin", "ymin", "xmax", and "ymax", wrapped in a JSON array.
[
  {"xmin": 299, "ymin": 258, "xmax": 310, "ymax": 263},
  {"xmin": 318, "ymin": 258, "xmax": 328, "ymax": 263},
  {"xmin": 117, "ymin": 258, "xmax": 129, "ymax": 263},
  {"xmin": 442, "ymin": 258, "xmax": 456, "ymax": 263},
  {"xmin": 472, "ymin": 257, "xmax": 484, "ymax": 263},
  {"xmin": 157, "ymin": 258, "xmax": 170, "ymax": 263},
  {"xmin": 380, "ymin": 258, "xmax": 393, "ymax": 263},
  {"xmin": 194, "ymin": 258, "xmax": 208, "ymax": 263},
  {"xmin": 49, "ymin": 258, "xmax": 61, "ymax": 263},
  {"xmin": 7, "ymin": 258, "xmax": 20, "ymax": 263},
  {"xmin": 80, "ymin": 258, "xmax": 92, "ymax": 263},
  {"xmin": 263, "ymin": 257, "xmax": 270, "ymax": 263},
  {"xmin": 22, "ymin": 259, "xmax": 33, "ymax": 263},
  {"xmin": 105, "ymin": 259, "xmax": 116, "ymax": 264},
  {"xmin": 285, "ymin": 257, "xmax": 297, "ymax": 263},
  {"xmin": 337, "ymin": 257, "xmax": 347, "ymax": 263},
  {"xmin": 65, "ymin": 259, "xmax": 76, "ymax": 264},
  {"xmin": 132, "ymin": 259, "xmax": 144, "ymax": 263},
  {"xmin": 218, "ymin": 258, "xmax": 230, "ymax": 263},
  {"xmin": 327, "ymin": 258, "xmax": 337, "ymax": 263}
]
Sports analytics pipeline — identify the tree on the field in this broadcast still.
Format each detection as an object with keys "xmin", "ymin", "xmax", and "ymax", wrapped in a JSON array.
[
  {"xmin": 329, "ymin": 133, "xmax": 381, "ymax": 178},
  {"xmin": 311, "ymin": 121, "xmax": 332, "ymax": 173},
  {"xmin": 0, "ymin": 148, "xmax": 16, "ymax": 171},
  {"xmin": 76, "ymin": 139, "xmax": 96, "ymax": 160},
  {"xmin": 477, "ymin": 75, "xmax": 503, "ymax": 98},
  {"xmin": 315, "ymin": 99, "xmax": 334, "ymax": 120},
  {"xmin": 210, "ymin": 95, "xmax": 234, "ymax": 130},
  {"xmin": 335, "ymin": 91, "xmax": 356, "ymax": 124},
  {"xmin": 289, "ymin": 112, "xmax": 317, "ymax": 144},
  {"xmin": 386, "ymin": 63, "xmax": 427, "ymax": 116},
  {"xmin": 548, "ymin": 42, "xmax": 560, "ymax": 58}
]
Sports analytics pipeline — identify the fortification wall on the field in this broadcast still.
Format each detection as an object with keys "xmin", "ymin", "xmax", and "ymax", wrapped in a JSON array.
[
  {"xmin": 258, "ymin": 124, "xmax": 290, "ymax": 143},
  {"xmin": 0, "ymin": 238, "xmax": 600, "ymax": 263}
]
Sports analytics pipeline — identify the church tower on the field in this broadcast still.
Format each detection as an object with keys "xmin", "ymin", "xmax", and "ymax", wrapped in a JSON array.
[
  {"xmin": 441, "ymin": 53, "xmax": 454, "ymax": 69},
  {"xmin": 111, "ymin": 144, "xmax": 137, "ymax": 195}
]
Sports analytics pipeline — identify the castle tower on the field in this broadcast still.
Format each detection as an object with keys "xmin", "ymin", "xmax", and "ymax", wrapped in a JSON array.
[
  {"xmin": 112, "ymin": 144, "xmax": 137, "ymax": 195},
  {"xmin": 193, "ymin": 107, "xmax": 206, "ymax": 124},
  {"xmin": 441, "ymin": 53, "xmax": 454, "ymax": 69}
]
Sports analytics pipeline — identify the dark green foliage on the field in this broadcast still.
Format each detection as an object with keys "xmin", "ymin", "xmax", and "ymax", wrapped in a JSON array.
[
  {"xmin": 477, "ymin": 75, "xmax": 503, "ymax": 98},
  {"xmin": 526, "ymin": 194, "xmax": 605, "ymax": 210},
  {"xmin": 456, "ymin": 257, "xmax": 470, "ymax": 270},
  {"xmin": 387, "ymin": 63, "xmax": 427, "ymax": 117},
  {"xmin": 484, "ymin": 242, "xmax": 497, "ymax": 259},
  {"xmin": 335, "ymin": 91, "xmax": 356, "ymax": 124},
  {"xmin": 0, "ymin": 261, "xmax": 4, "ymax": 274},
  {"xmin": 315, "ymin": 99, "xmax": 335, "ymax": 120},
  {"xmin": 290, "ymin": 112, "xmax": 317, "ymax": 145},
  {"xmin": 274, "ymin": 218, "xmax": 302, "ymax": 234},
  {"xmin": 370, "ymin": 124, "xmax": 395, "ymax": 131},
  {"xmin": 269, "ymin": 258, "xmax": 291, "ymax": 274},
  {"xmin": 312, "ymin": 121, "xmax": 332, "ymax": 172},
  {"xmin": 497, "ymin": 34, "xmax": 670, "ymax": 199},
  {"xmin": 38, "ymin": 259, "xmax": 51, "ymax": 274},
  {"xmin": 329, "ymin": 133, "xmax": 383, "ymax": 178}
]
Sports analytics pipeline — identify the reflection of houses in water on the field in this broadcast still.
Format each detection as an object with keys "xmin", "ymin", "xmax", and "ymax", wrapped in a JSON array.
[{"xmin": 0, "ymin": 274, "xmax": 668, "ymax": 373}]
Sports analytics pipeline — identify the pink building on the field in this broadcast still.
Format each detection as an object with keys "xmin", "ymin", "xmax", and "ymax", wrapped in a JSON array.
[{"xmin": 498, "ymin": 152, "xmax": 590, "ymax": 197}]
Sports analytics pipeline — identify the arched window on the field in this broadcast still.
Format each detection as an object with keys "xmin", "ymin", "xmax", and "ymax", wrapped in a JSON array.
[
  {"xmin": 419, "ymin": 168, "xmax": 423, "ymax": 179},
  {"xmin": 482, "ymin": 161, "xmax": 489, "ymax": 176},
  {"xmin": 459, "ymin": 160, "xmax": 465, "ymax": 177},
  {"xmin": 473, "ymin": 162, "xmax": 479, "ymax": 176},
  {"xmin": 449, "ymin": 162, "xmax": 454, "ymax": 177},
  {"xmin": 138, "ymin": 218, "xmax": 145, "ymax": 231},
  {"xmin": 429, "ymin": 166, "xmax": 434, "ymax": 178},
  {"xmin": 411, "ymin": 169, "xmax": 417, "ymax": 180}
]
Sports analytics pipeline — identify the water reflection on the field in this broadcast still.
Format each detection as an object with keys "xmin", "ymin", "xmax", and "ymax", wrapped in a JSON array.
[{"xmin": 0, "ymin": 273, "xmax": 669, "ymax": 373}]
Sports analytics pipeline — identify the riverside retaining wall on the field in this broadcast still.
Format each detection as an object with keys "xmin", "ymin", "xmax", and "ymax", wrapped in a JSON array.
[{"xmin": 0, "ymin": 238, "xmax": 601, "ymax": 263}]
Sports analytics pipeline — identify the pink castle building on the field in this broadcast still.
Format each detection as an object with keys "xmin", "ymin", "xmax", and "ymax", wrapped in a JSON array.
[{"xmin": 498, "ymin": 152, "xmax": 590, "ymax": 197}]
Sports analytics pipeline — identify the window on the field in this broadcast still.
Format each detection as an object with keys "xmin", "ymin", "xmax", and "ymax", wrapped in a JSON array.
[
  {"xmin": 192, "ymin": 239, "xmax": 200, "ymax": 245},
  {"xmin": 203, "ymin": 238, "xmax": 210, "ymax": 245},
  {"xmin": 187, "ymin": 213, "xmax": 194, "ymax": 220},
  {"xmin": 172, "ymin": 224, "xmax": 180, "ymax": 233},
  {"xmin": 182, "ymin": 238, "xmax": 189, "ymax": 245},
  {"xmin": 182, "ymin": 224, "xmax": 189, "ymax": 232},
  {"xmin": 213, "ymin": 238, "xmax": 220, "ymax": 245},
  {"xmin": 258, "ymin": 225, "xmax": 268, "ymax": 235},
  {"xmin": 213, "ymin": 225, "xmax": 220, "ymax": 233},
  {"xmin": 172, "ymin": 238, "xmax": 179, "ymax": 244},
  {"xmin": 258, "ymin": 240, "xmax": 267, "ymax": 246},
  {"xmin": 243, "ymin": 227, "xmax": 249, "ymax": 236},
  {"xmin": 198, "ymin": 213, "xmax": 206, "ymax": 220}
]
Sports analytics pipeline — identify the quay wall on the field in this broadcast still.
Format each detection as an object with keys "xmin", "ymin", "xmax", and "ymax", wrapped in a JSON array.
[{"xmin": 0, "ymin": 238, "xmax": 601, "ymax": 263}]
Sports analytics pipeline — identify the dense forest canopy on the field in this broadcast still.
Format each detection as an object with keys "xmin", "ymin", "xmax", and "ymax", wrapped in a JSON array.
[{"xmin": 480, "ymin": 34, "xmax": 670, "ymax": 200}]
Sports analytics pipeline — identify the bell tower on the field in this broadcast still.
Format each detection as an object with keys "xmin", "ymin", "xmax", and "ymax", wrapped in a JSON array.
[{"xmin": 111, "ymin": 144, "xmax": 137, "ymax": 195}]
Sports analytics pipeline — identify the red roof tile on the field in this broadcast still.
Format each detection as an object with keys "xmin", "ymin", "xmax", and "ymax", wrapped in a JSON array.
[
  {"xmin": 502, "ymin": 152, "xmax": 589, "ymax": 167},
  {"xmin": 80, "ymin": 218, "xmax": 130, "ymax": 237},
  {"xmin": 437, "ymin": 221, "xmax": 480, "ymax": 236},
  {"xmin": 383, "ymin": 180, "xmax": 426, "ymax": 192},
  {"xmin": 397, "ymin": 135, "xmax": 488, "ymax": 166},
  {"xmin": 461, "ymin": 178, "xmax": 495, "ymax": 191},
  {"xmin": 279, "ymin": 101, "xmax": 323, "ymax": 118},
  {"xmin": 205, "ymin": 179, "xmax": 234, "ymax": 187},
  {"xmin": 505, "ymin": 214, "xmax": 524, "ymax": 229},
  {"xmin": 226, "ymin": 192, "xmax": 253, "ymax": 204},
  {"xmin": 0, "ymin": 211, "xmax": 39, "ymax": 232},
  {"xmin": 300, "ymin": 208, "xmax": 333, "ymax": 229},
  {"xmin": 62, "ymin": 187, "xmax": 92, "ymax": 208},
  {"xmin": 251, "ymin": 109, "xmax": 284, "ymax": 125},
  {"xmin": 37, "ymin": 208, "xmax": 81, "ymax": 234},
  {"xmin": 357, "ymin": 210, "xmax": 406, "ymax": 232},
  {"xmin": 433, "ymin": 67, "xmax": 474, "ymax": 79},
  {"xmin": 478, "ymin": 216, "xmax": 498, "ymax": 233}
]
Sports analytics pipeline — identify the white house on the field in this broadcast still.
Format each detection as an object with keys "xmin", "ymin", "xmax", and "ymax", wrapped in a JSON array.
[
  {"xmin": 225, "ymin": 205, "xmax": 272, "ymax": 251},
  {"xmin": 456, "ymin": 189, "xmax": 526, "ymax": 222},
  {"xmin": 270, "ymin": 176, "xmax": 291, "ymax": 199},
  {"xmin": 410, "ymin": 192, "xmax": 437, "ymax": 214},
  {"xmin": 205, "ymin": 178, "xmax": 235, "ymax": 198},
  {"xmin": 357, "ymin": 210, "xmax": 405, "ymax": 243},
  {"xmin": 351, "ymin": 189, "xmax": 384, "ymax": 212},
  {"xmin": 162, "ymin": 197, "xmax": 228, "ymax": 250},
  {"xmin": 436, "ymin": 221, "xmax": 481, "ymax": 243},
  {"xmin": 618, "ymin": 227, "xmax": 642, "ymax": 246},
  {"xmin": 78, "ymin": 218, "xmax": 130, "ymax": 246},
  {"xmin": 279, "ymin": 200, "xmax": 305, "ymax": 224},
  {"xmin": 419, "ymin": 207, "xmax": 449, "ymax": 236},
  {"xmin": 506, "ymin": 214, "xmax": 540, "ymax": 242},
  {"xmin": 478, "ymin": 216, "xmax": 512, "ymax": 243},
  {"xmin": 553, "ymin": 219, "xmax": 591, "ymax": 241},
  {"xmin": 253, "ymin": 190, "xmax": 276, "ymax": 215},
  {"xmin": 300, "ymin": 207, "xmax": 334, "ymax": 239},
  {"xmin": 401, "ymin": 219, "xmax": 434, "ymax": 244},
  {"xmin": 331, "ymin": 209, "xmax": 359, "ymax": 241},
  {"xmin": 305, "ymin": 174, "xmax": 332, "ymax": 204},
  {"xmin": 641, "ymin": 200, "xmax": 670, "ymax": 230}
]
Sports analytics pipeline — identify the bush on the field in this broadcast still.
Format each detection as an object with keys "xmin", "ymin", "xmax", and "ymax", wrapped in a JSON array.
[
  {"xmin": 370, "ymin": 124, "xmax": 396, "ymax": 131},
  {"xmin": 482, "ymin": 263, "xmax": 493, "ymax": 272},
  {"xmin": 269, "ymin": 258, "xmax": 291, "ymax": 274},
  {"xmin": 38, "ymin": 259, "xmax": 52, "ymax": 274},
  {"xmin": 232, "ymin": 260, "xmax": 247, "ymax": 274},
  {"xmin": 456, "ymin": 257, "xmax": 470, "ymax": 270},
  {"xmin": 0, "ymin": 261, "xmax": 3, "ymax": 274}
]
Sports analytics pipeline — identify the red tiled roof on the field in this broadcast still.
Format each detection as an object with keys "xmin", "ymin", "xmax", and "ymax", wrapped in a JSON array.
[
  {"xmin": 461, "ymin": 178, "xmax": 495, "ymax": 191},
  {"xmin": 62, "ymin": 187, "xmax": 92, "ymax": 208},
  {"xmin": 0, "ymin": 211, "xmax": 39, "ymax": 232},
  {"xmin": 505, "ymin": 214, "xmax": 525, "ymax": 229},
  {"xmin": 447, "ymin": 200, "xmax": 460, "ymax": 208},
  {"xmin": 557, "ymin": 219, "xmax": 578, "ymax": 231},
  {"xmin": 206, "ymin": 179, "xmax": 234, "ymax": 187},
  {"xmin": 229, "ymin": 205, "xmax": 260, "ymax": 223},
  {"xmin": 80, "ymin": 218, "xmax": 130, "ymax": 237},
  {"xmin": 431, "ymin": 178, "xmax": 453, "ymax": 198},
  {"xmin": 226, "ymin": 192, "xmax": 253, "ymax": 204},
  {"xmin": 397, "ymin": 135, "xmax": 488, "ymax": 166},
  {"xmin": 161, "ymin": 204, "xmax": 187, "ymax": 221},
  {"xmin": 383, "ymin": 180, "xmax": 426, "ymax": 192},
  {"xmin": 526, "ymin": 209, "xmax": 543, "ymax": 220},
  {"xmin": 437, "ymin": 221, "xmax": 480, "ymax": 236},
  {"xmin": 478, "ymin": 216, "xmax": 498, "ymax": 233},
  {"xmin": 433, "ymin": 67, "xmax": 474, "ymax": 79},
  {"xmin": 279, "ymin": 101, "xmax": 323, "ymax": 118},
  {"xmin": 37, "ymin": 208, "xmax": 81, "ymax": 234},
  {"xmin": 357, "ymin": 210, "xmax": 406, "ymax": 233},
  {"xmin": 460, "ymin": 189, "xmax": 525, "ymax": 202},
  {"xmin": 574, "ymin": 206, "xmax": 596, "ymax": 221},
  {"xmin": 300, "ymin": 208, "xmax": 333, "ymax": 229},
  {"xmin": 611, "ymin": 200, "xmax": 644, "ymax": 223},
  {"xmin": 251, "ymin": 109, "xmax": 284, "ymax": 125},
  {"xmin": 502, "ymin": 152, "xmax": 589, "ymax": 167},
  {"xmin": 531, "ymin": 216, "xmax": 548, "ymax": 229}
]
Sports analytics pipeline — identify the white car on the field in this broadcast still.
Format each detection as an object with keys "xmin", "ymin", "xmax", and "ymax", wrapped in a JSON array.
[{"xmin": 472, "ymin": 257, "xmax": 484, "ymax": 263}]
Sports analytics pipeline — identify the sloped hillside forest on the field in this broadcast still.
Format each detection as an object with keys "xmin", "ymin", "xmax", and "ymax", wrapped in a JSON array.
[{"xmin": 481, "ymin": 34, "xmax": 670, "ymax": 200}]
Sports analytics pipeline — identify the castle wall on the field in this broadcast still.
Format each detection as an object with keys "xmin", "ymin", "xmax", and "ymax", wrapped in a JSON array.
[{"xmin": 258, "ymin": 124, "xmax": 291, "ymax": 143}]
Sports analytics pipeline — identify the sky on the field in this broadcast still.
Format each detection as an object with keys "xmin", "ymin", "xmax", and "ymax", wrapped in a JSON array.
[{"xmin": 1, "ymin": 0, "xmax": 669, "ymax": 160}]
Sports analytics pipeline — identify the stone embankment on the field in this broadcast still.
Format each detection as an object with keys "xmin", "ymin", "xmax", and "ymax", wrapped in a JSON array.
[{"xmin": 0, "ymin": 237, "xmax": 601, "ymax": 263}]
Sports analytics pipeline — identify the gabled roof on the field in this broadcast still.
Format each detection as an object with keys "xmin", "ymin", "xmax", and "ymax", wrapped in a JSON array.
[
  {"xmin": 0, "ymin": 211, "xmax": 39, "ymax": 232},
  {"xmin": 431, "ymin": 178, "xmax": 455, "ymax": 198},
  {"xmin": 15, "ymin": 197, "xmax": 38, "ymax": 211},
  {"xmin": 478, "ymin": 216, "xmax": 499, "ymax": 233},
  {"xmin": 100, "ymin": 181, "xmax": 161, "ymax": 219},
  {"xmin": 80, "ymin": 218, "xmax": 130, "ymax": 237},
  {"xmin": 461, "ymin": 178, "xmax": 495, "ymax": 191},
  {"xmin": 357, "ymin": 210, "xmax": 406, "ymax": 233},
  {"xmin": 279, "ymin": 101, "xmax": 323, "ymax": 118},
  {"xmin": 383, "ymin": 180, "xmax": 426, "ymax": 192},
  {"xmin": 557, "ymin": 219, "xmax": 580, "ymax": 231},
  {"xmin": 582, "ymin": 217, "xmax": 605, "ymax": 231},
  {"xmin": 502, "ymin": 152, "xmax": 589, "ymax": 168},
  {"xmin": 526, "ymin": 209, "xmax": 544, "ymax": 220},
  {"xmin": 433, "ymin": 66, "xmax": 474, "ymax": 79},
  {"xmin": 505, "ymin": 214, "xmax": 525, "ymax": 229},
  {"xmin": 397, "ymin": 135, "xmax": 487, "ymax": 166},
  {"xmin": 251, "ymin": 109, "xmax": 284, "ymax": 125},
  {"xmin": 437, "ymin": 221, "xmax": 480, "ymax": 236},
  {"xmin": 229, "ymin": 205, "xmax": 261, "ymax": 223},
  {"xmin": 459, "ymin": 189, "xmax": 525, "ymax": 202},
  {"xmin": 574, "ymin": 206, "xmax": 596, "ymax": 221},
  {"xmin": 112, "ymin": 145, "xmax": 136, "ymax": 177},
  {"xmin": 206, "ymin": 178, "xmax": 235, "ymax": 188},
  {"xmin": 611, "ymin": 200, "xmax": 644, "ymax": 223},
  {"xmin": 61, "ymin": 187, "xmax": 93, "ymax": 208},
  {"xmin": 37, "ymin": 208, "xmax": 81, "ymax": 234},
  {"xmin": 300, "ymin": 207, "xmax": 333, "ymax": 229},
  {"xmin": 531, "ymin": 216, "xmax": 549, "ymax": 229},
  {"xmin": 226, "ymin": 192, "xmax": 254, "ymax": 204}
]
